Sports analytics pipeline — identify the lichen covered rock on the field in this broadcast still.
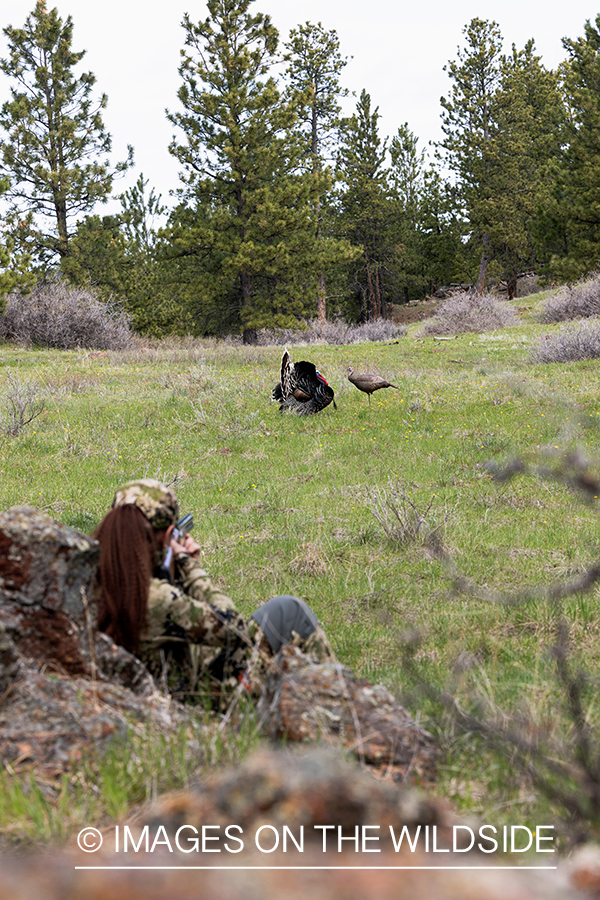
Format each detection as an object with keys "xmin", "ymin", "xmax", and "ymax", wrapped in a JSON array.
[
  {"xmin": 257, "ymin": 645, "xmax": 438, "ymax": 782},
  {"xmin": 0, "ymin": 506, "xmax": 188, "ymax": 777},
  {"xmin": 0, "ymin": 506, "xmax": 100, "ymax": 626},
  {"xmin": 143, "ymin": 746, "xmax": 442, "ymax": 836}
]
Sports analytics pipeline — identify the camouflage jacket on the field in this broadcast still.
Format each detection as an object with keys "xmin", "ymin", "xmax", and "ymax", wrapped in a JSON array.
[
  {"xmin": 138, "ymin": 554, "xmax": 334, "ymax": 708},
  {"xmin": 137, "ymin": 553, "xmax": 254, "ymax": 707}
]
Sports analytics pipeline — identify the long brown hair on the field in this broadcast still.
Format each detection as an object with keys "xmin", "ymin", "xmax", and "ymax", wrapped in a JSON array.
[{"xmin": 93, "ymin": 505, "xmax": 157, "ymax": 654}]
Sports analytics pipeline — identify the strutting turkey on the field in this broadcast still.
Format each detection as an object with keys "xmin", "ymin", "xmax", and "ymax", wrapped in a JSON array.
[
  {"xmin": 272, "ymin": 350, "xmax": 337, "ymax": 415},
  {"xmin": 347, "ymin": 366, "xmax": 399, "ymax": 406}
]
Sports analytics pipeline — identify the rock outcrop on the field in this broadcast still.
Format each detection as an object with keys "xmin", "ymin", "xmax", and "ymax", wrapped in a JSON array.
[
  {"xmin": 0, "ymin": 506, "xmax": 195, "ymax": 777},
  {"xmin": 257, "ymin": 645, "xmax": 438, "ymax": 782},
  {"xmin": 143, "ymin": 746, "xmax": 442, "ymax": 838}
]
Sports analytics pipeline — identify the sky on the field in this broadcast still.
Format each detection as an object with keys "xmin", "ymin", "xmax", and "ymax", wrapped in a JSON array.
[{"xmin": 0, "ymin": 0, "xmax": 599, "ymax": 216}]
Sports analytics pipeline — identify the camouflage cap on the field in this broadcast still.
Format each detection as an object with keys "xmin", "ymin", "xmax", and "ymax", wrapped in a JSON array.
[{"xmin": 111, "ymin": 479, "xmax": 179, "ymax": 530}]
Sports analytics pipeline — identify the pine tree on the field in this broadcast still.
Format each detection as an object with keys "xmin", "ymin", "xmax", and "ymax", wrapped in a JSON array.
[
  {"xmin": 550, "ymin": 15, "xmax": 600, "ymax": 278},
  {"xmin": 284, "ymin": 21, "xmax": 351, "ymax": 321},
  {"xmin": 0, "ymin": 176, "xmax": 34, "ymax": 305},
  {"xmin": 439, "ymin": 19, "xmax": 562, "ymax": 295},
  {"xmin": 419, "ymin": 167, "xmax": 468, "ymax": 290},
  {"xmin": 165, "ymin": 0, "xmax": 336, "ymax": 341},
  {"xmin": 62, "ymin": 176, "xmax": 180, "ymax": 335},
  {"xmin": 0, "ymin": 1, "xmax": 133, "ymax": 268},
  {"xmin": 388, "ymin": 124, "xmax": 429, "ymax": 302},
  {"xmin": 120, "ymin": 174, "xmax": 165, "ymax": 255},
  {"xmin": 438, "ymin": 18, "xmax": 503, "ymax": 293},
  {"xmin": 490, "ymin": 42, "xmax": 563, "ymax": 295},
  {"xmin": 335, "ymin": 90, "xmax": 399, "ymax": 319}
]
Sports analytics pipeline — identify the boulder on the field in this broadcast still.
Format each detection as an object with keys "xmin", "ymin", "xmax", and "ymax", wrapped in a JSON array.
[
  {"xmin": 0, "ymin": 506, "xmax": 100, "ymax": 626},
  {"xmin": 0, "ymin": 507, "xmax": 189, "ymax": 777},
  {"xmin": 0, "ymin": 666, "xmax": 194, "ymax": 776},
  {"xmin": 257, "ymin": 645, "xmax": 438, "ymax": 783},
  {"xmin": 143, "ymin": 746, "xmax": 443, "ymax": 837}
]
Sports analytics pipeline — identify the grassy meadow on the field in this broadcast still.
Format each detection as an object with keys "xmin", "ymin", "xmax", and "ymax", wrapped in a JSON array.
[{"xmin": 2, "ymin": 290, "xmax": 600, "ymax": 846}]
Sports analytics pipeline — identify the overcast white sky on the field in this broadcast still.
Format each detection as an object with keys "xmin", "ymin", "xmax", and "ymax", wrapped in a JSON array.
[{"xmin": 1, "ymin": 0, "xmax": 598, "ymax": 215}]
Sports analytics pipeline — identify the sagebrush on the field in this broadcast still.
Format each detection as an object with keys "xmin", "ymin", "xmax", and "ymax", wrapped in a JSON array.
[
  {"xmin": 537, "ymin": 275, "xmax": 600, "ymax": 324},
  {"xmin": 0, "ymin": 282, "xmax": 134, "ymax": 350},
  {"xmin": 532, "ymin": 318, "xmax": 600, "ymax": 364},
  {"xmin": 0, "ymin": 374, "xmax": 45, "ymax": 437},
  {"xmin": 253, "ymin": 317, "xmax": 406, "ymax": 346},
  {"xmin": 417, "ymin": 293, "xmax": 517, "ymax": 336}
]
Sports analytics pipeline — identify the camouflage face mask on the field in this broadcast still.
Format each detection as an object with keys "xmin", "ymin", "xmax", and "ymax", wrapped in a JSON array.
[{"xmin": 111, "ymin": 479, "xmax": 179, "ymax": 530}]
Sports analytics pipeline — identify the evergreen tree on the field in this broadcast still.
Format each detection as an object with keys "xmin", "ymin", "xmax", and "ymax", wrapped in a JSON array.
[
  {"xmin": 388, "ymin": 124, "xmax": 429, "ymax": 302},
  {"xmin": 550, "ymin": 16, "xmax": 600, "ymax": 278},
  {"xmin": 0, "ymin": 1, "xmax": 133, "ymax": 268},
  {"xmin": 165, "ymin": 0, "xmax": 339, "ymax": 341},
  {"xmin": 120, "ymin": 174, "xmax": 165, "ymax": 255},
  {"xmin": 336, "ymin": 90, "xmax": 392, "ymax": 319},
  {"xmin": 62, "ymin": 176, "xmax": 181, "ymax": 335},
  {"xmin": 419, "ymin": 166, "xmax": 468, "ymax": 290},
  {"xmin": 0, "ymin": 176, "xmax": 35, "ymax": 305},
  {"xmin": 284, "ymin": 21, "xmax": 351, "ymax": 321},
  {"xmin": 491, "ymin": 42, "xmax": 563, "ymax": 295},
  {"xmin": 439, "ymin": 19, "xmax": 562, "ymax": 295},
  {"xmin": 438, "ymin": 18, "xmax": 503, "ymax": 293}
]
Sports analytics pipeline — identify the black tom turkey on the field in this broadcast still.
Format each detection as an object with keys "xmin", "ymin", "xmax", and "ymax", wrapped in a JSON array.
[{"xmin": 272, "ymin": 350, "xmax": 336, "ymax": 416}]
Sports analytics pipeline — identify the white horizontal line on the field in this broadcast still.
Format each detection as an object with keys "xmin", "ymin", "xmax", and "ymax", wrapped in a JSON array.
[{"xmin": 74, "ymin": 866, "xmax": 559, "ymax": 871}]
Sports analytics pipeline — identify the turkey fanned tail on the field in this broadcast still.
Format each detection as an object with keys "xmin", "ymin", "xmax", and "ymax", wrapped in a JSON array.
[{"xmin": 271, "ymin": 352, "xmax": 336, "ymax": 415}]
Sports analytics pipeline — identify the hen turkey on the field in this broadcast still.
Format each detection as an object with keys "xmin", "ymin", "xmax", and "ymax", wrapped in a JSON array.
[
  {"xmin": 347, "ymin": 366, "xmax": 399, "ymax": 406},
  {"xmin": 272, "ymin": 350, "xmax": 336, "ymax": 415}
]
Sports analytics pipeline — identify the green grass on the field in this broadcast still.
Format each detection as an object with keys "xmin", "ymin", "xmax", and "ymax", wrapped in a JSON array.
[{"xmin": 2, "ymin": 299, "xmax": 600, "ymax": 847}]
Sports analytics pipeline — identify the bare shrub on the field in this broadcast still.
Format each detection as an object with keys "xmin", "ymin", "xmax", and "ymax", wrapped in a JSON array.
[
  {"xmin": 0, "ymin": 373, "xmax": 45, "ymax": 437},
  {"xmin": 417, "ymin": 293, "xmax": 517, "ymax": 336},
  {"xmin": 538, "ymin": 276, "xmax": 600, "ymax": 323},
  {"xmin": 365, "ymin": 479, "xmax": 449, "ymax": 554},
  {"xmin": 254, "ymin": 317, "xmax": 406, "ymax": 346},
  {"xmin": 532, "ymin": 319, "xmax": 600, "ymax": 364},
  {"xmin": 0, "ymin": 282, "xmax": 134, "ymax": 350}
]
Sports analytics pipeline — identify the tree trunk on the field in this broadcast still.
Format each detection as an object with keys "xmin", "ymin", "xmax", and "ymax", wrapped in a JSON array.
[
  {"xmin": 241, "ymin": 271, "xmax": 256, "ymax": 343},
  {"xmin": 506, "ymin": 274, "xmax": 518, "ymax": 300},
  {"xmin": 475, "ymin": 236, "xmax": 490, "ymax": 295},
  {"xmin": 317, "ymin": 273, "xmax": 327, "ymax": 323}
]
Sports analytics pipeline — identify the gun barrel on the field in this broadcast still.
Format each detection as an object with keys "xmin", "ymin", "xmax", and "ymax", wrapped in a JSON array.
[{"xmin": 176, "ymin": 512, "xmax": 194, "ymax": 534}]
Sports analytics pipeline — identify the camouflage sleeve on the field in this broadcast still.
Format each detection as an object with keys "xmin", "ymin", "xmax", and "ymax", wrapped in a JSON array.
[
  {"xmin": 174, "ymin": 553, "xmax": 237, "ymax": 614},
  {"xmin": 146, "ymin": 576, "xmax": 245, "ymax": 648}
]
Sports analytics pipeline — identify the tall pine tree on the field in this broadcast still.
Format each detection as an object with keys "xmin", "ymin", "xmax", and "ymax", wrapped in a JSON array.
[
  {"xmin": 551, "ymin": 15, "xmax": 600, "ymax": 279},
  {"xmin": 0, "ymin": 1, "xmax": 132, "ymax": 268},
  {"xmin": 166, "ymin": 0, "xmax": 336, "ymax": 341},
  {"xmin": 439, "ymin": 19, "xmax": 562, "ymax": 295},
  {"xmin": 336, "ymin": 90, "xmax": 392, "ymax": 320},
  {"xmin": 438, "ymin": 18, "xmax": 503, "ymax": 293},
  {"xmin": 284, "ymin": 21, "xmax": 351, "ymax": 322}
]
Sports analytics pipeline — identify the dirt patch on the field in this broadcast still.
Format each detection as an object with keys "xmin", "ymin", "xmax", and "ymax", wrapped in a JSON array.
[{"xmin": 389, "ymin": 300, "xmax": 439, "ymax": 325}]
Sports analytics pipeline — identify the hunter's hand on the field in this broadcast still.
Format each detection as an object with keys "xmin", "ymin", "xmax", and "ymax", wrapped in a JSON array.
[{"xmin": 172, "ymin": 533, "xmax": 201, "ymax": 559}]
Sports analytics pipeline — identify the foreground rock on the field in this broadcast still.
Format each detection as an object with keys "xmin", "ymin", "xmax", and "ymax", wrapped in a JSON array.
[
  {"xmin": 0, "ymin": 745, "xmax": 584, "ymax": 900},
  {"xmin": 143, "ymin": 746, "xmax": 442, "ymax": 838},
  {"xmin": 257, "ymin": 645, "xmax": 437, "ymax": 782},
  {"xmin": 0, "ymin": 507, "xmax": 196, "ymax": 777},
  {"xmin": 0, "ymin": 855, "xmax": 582, "ymax": 900},
  {"xmin": 0, "ymin": 506, "xmax": 100, "ymax": 626}
]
